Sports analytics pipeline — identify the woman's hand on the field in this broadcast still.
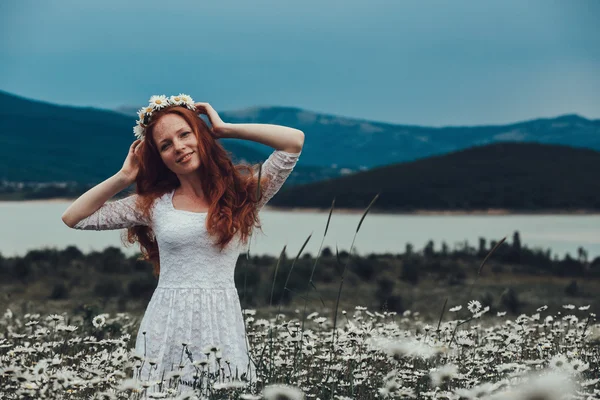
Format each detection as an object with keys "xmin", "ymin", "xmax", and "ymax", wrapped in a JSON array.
[
  {"xmin": 119, "ymin": 139, "xmax": 142, "ymax": 185},
  {"xmin": 194, "ymin": 102, "xmax": 228, "ymax": 139}
]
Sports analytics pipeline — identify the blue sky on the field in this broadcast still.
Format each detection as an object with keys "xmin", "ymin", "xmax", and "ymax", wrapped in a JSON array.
[{"xmin": 1, "ymin": 0, "xmax": 598, "ymax": 126}]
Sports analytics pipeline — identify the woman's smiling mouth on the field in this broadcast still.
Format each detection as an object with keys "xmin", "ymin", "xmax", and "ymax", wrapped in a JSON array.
[{"xmin": 177, "ymin": 152, "xmax": 194, "ymax": 163}]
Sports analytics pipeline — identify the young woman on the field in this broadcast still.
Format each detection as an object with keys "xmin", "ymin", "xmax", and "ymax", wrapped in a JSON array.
[{"xmin": 61, "ymin": 94, "xmax": 304, "ymax": 387}]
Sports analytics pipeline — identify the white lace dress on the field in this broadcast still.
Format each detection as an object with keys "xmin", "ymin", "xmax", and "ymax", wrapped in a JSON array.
[{"xmin": 72, "ymin": 149, "xmax": 301, "ymax": 386}]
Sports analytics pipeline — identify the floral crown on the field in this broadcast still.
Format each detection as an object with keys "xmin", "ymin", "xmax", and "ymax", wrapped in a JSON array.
[{"xmin": 133, "ymin": 94, "xmax": 196, "ymax": 141}]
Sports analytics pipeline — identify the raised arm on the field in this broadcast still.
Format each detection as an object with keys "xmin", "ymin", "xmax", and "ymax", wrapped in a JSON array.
[
  {"xmin": 70, "ymin": 193, "xmax": 151, "ymax": 230},
  {"xmin": 255, "ymin": 149, "xmax": 302, "ymax": 212},
  {"xmin": 61, "ymin": 171, "xmax": 151, "ymax": 230},
  {"xmin": 193, "ymin": 104, "xmax": 304, "ymax": 210},
  {"xmin": 61, "ymin": 140, "xmax": 150, "ymax": 230}
]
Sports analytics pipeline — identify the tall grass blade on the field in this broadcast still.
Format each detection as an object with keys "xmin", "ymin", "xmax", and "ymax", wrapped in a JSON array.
[{"xmin": 356, "ymin": 192, "xmax": 379, "ymax": 233}]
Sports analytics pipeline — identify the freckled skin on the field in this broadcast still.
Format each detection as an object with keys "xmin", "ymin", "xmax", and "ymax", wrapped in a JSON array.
[{"xmin": 152, "ymin": 114, "xmax": 201, "ymax": 177}]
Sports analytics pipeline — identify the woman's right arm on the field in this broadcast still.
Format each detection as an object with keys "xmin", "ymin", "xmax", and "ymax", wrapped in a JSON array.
[
  {"xmin": 61, "ymin": 171, "xmax": 134, "ymax": 228},
  {"xmin": 61, "ymin": 139, "xmax": 147, "ymax": 230}
]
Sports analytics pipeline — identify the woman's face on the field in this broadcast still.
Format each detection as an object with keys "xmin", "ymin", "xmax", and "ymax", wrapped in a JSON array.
[{"xmin": 152, "ymin": 113, "xmax": 201, "ymax": 174}]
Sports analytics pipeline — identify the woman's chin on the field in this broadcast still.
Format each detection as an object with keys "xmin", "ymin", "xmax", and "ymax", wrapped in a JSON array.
[{"xmin": 173, "ymin": 159, "xmax": 199, "ymax": 173}]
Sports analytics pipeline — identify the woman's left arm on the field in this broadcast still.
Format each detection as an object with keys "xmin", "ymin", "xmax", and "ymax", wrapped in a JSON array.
[{"xmin": 195, "ymin": 102, "xmax": 305, "ymax": 153}]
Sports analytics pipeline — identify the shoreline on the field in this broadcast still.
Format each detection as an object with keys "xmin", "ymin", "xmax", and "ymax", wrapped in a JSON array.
[
  {"xmin": 4, "ymin": 198, "xmax": 600, "ymax": 216},
  {"xmin": 267, "ymin": 207, "xmax": 600, "ymax": 216}
]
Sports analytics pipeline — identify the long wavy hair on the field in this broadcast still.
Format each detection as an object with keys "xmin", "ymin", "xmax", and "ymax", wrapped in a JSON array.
[{"xmin": 122, "ymin": 106, "xmax": 269, "ymax": 277}]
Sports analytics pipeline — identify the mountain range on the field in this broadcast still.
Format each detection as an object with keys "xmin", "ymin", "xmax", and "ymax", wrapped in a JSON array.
[
  {"xmin": 116, "ymin": 103, "xmax": 600, "ymax": 169},
  {"xmin": 2, "ymin": 89, "xmax": 599, "ymax": 189}
]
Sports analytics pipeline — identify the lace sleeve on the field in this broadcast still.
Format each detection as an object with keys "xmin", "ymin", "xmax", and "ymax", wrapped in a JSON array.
[
  {"xmin": 255, "ymin": 149, "xmax": 301, "ymax": 212},
  {"xmin": 72, "ymin": 194, "xmax": 152, "ymax": 230}
]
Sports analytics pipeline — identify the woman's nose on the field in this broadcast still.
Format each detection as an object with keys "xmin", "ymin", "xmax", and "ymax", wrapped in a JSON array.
[{"xmin": 174, "ymin": 139, "xmax": 186, "ymax": 151}]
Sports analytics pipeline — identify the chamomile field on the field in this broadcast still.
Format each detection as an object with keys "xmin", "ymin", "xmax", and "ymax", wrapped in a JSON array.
[{"xmin": 0, "ymin": 302, "xmax": 598, "ymax": 400}]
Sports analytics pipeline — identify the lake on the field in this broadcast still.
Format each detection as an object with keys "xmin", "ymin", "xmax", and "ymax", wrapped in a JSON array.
[{"xmin": 2, "ymin": 200, "xmax": 600, "ymax": 260}]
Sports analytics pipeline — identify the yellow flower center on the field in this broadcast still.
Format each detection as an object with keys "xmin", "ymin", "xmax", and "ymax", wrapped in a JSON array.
[
  {"xmin": 156, "ymin": 99, "xmax": 162, "ymax": 104},
  {"xmin": 174, "ymin": 97, "xmax": 180, "ymax": 101}
]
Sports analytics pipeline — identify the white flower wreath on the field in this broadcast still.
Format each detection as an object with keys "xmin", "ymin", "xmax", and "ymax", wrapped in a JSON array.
[{"xmin": 133, "ymin": 93, "xmax": 196, "ymax": 141}]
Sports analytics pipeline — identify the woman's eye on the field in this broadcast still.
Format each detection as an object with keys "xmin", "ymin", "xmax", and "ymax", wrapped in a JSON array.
[{"xmin": 182, "ymin": 132, "xmax": 189, "ymax": 137}]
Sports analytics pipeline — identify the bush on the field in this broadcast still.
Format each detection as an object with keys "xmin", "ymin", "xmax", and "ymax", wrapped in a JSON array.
[
  {"xmin": 94, "ymin": 278, "xmax": 123, "ymax": 299},
  {"xmin": 447, "ymin": 270, "xmax": 466, "ymax": 286},
  {"xmin": 128, "ymin": 276, "xmax": 157, "ymax": 300},
  {"xmin": 382, "ymin": 294, "xmax": 404, "ymax": 313},
  {"xmin": 376, "ymin": 276, "xmax": 395, "ymax": 298},
  {"xmin": 480, "ymin": 291, "xmax": 495, "ymax": 313},
  {"xmin": 353, "ymin": 258, "xmax": 375, "ymax": 281},
  {"xmin": 321, "ymin": 268, "xmax": 334, "ymax": 284},
  {"xmin": 49, "ymin": 282, "xmax": 69, "ymax": 300},
  {"xmin": 401, "ymin": 259, "xmax": 420, "ymax": 284},
  {"xmin": 500, "ymin": 287, "xmax": 521, "ymax": 314},
  {"xmin": 564, "ymin": 280, "xmax": 580, "ymax": 296},
  {"xmin": 491, "ymin": 264, "xmax": 504, "ymax": 274}
]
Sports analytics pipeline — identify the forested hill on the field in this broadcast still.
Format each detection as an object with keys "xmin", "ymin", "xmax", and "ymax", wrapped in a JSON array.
[
  {"xmin": 268, "ymin": 142, "xmax": 600, "ymax": 211},
  {"xmin": 117, "ymin": 104, "xmax": 600, "ymax": 169},
  {"xmin": 0, "ymin": 90, "xmax": 269, "ymax": 184}
]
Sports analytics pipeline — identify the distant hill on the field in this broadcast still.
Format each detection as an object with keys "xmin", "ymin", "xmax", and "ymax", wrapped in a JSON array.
[
  {"xmin": 0, "ymin": 90, "xmax": 330, "ymax": 185},
  {"xmin": 3, "ymin": 88, "xmax": 600, "ymax": 194},
  {"xmin": 267, "ymin": 142, "xmax": 600, "ymax": 211},
  {"xmin": 117, "ymin": 105, "xmax": 600, "ymax": 170}
]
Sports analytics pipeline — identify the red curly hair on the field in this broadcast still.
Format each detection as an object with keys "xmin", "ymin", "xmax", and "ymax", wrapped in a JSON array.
[{"xmin": 122, "ymin": 106, "xmax": 269, "ymax": 277}]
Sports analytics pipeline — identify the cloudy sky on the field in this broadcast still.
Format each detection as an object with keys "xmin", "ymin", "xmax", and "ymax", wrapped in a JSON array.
[{"xmin": 1, "ymin": 0, "xmax": 598, "ymax": 126}]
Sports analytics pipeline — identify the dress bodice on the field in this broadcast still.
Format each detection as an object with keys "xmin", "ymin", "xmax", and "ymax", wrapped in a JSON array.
[{"xmin": 151, "ymin": 189, "xmax": 243, "ymax": 289}]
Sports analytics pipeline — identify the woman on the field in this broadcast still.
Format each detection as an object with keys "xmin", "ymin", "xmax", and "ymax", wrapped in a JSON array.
[{"xmin": 61, "ymin": 94, "xmax": 304, "ymax": 387}]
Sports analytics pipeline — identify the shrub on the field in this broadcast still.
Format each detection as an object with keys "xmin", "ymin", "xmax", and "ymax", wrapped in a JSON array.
[
  {"xmin": 401, "ymin": 259, "xmax": 420, "ymax": 285},
  {"xmin": 49, "ymin": 282, "xmax": 69, "ymax": 300},
  {"xmin": 447, "ymin": 270, "xmax": 466, "ymax": 286},
  {"xmin": 385, "ymin": 294, "xmax": 404, "ymax": 313},
  {"xmin": 376, "ymin": 276, "xmax": 395, "ymax": 298},
  {"xmin": 500, "ymin": 287, "xmax": 521, "ymax": 314},
  {"xmin": 94, "ymin": 278, "xmax": 123, "ymax": 299},
  {"xmin": 564, "ymin": 280, "xmax": 580, "ymax": 297},
  {"xmin": 128, "ymin": 276, "xmax": 157, "ymax": 300},
  {"xmin": 353, "ymin": 258, "xmax": 375, "ymax": 281}
]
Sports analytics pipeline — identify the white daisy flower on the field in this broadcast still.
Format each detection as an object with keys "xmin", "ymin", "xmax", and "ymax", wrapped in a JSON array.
[
  {"xmin": 430, "ymin": 363, "xmax": 459, "ymax": 387},
  {"xmin": 143, "ymin": 105, "xmax": 155, "ymax": 115},
  {"xmin": 240, "ymin": 394, "xmax": 262, "ymax": 400},
  {"xmin": 467, "ymin": 300, "xmax": 482, "ymax": 314},
  {"xmin": 549, "ymin": 354, "xmax": 571, "ymax": 371},
  {"xmin": 136, "ymin": 107, "xmax": 147, "ymax": 121},
  {"xmin": 213, "ymin": 380, "xmax": 248, "ymax": 390},
  {"xmin": 119, "ymin": 378, "xmax": 141, "ymax": 391},
  {"xmin": 169, "ymin": 94, "xmax": 187, "ymax": 106},
  {"xmin": 92, "ymin": 315, "xmax": 106, "ymax": 329},
  {"xmin": 149, "ymin": 95, "xmax": 169, "ymax": 110},
  {"xmin": 263, "ymin": 384, "xmax": 305, "ymax": 400},
  {"xmin": 166, "ymin": 370, "xmax": 183, "ymax": 380},
  {"xmin": 133, "ymin": 124, "xmax": 145, "ymax": 140},
  {"xmin": 569, "ymin": 359, "xmax": 589, "ymax": 373},
  {"xmin": 306, "ymin": 312, "xmax": 319, "ymax": 320},
  {"xmin": 47, "ymin": 313, "xmax": 64, "ymax": 322},
  {"xmin": 178, "ymin": 93, "xmax": 195, "ymax": 109}
]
